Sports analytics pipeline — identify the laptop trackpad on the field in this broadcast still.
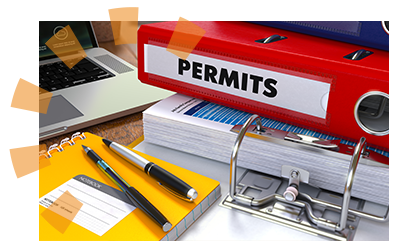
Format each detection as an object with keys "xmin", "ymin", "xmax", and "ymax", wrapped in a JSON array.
[{"xmin": 39, "ymin": 95, "xmax": 84, "ymax": 128}]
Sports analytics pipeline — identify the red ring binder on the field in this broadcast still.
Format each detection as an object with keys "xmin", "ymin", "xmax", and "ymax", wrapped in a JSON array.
[{"xmin": 138, "ymin": 21, "xmax": 389, "ymax": 150}]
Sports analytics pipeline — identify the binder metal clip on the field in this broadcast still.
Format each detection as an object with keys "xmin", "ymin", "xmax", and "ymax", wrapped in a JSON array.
[
  {"xmin": 220, "ymin": 114, "xmax": 389, "ymax": 241},
  {"xmin": 255, "ymin": 34, "xmax": 287, "ymax": 44},
  {"xmin": 344, "ymin": 49, "xmax": 373, "ymax": 60}
]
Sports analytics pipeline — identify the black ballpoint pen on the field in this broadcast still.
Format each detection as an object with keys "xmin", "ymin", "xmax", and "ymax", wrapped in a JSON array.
[
  {"xmin": 82, "ymin": 145, "xmax": 172, "ymax": 232},
  {"xmin": 102, "ymin": 139, "xmax": 198, "ymax": 202}
]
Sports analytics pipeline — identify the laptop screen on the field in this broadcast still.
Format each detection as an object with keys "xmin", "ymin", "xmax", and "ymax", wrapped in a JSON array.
[{"xmin": 39, "ymin": 21, "xmax": 97, "ymax": 60}]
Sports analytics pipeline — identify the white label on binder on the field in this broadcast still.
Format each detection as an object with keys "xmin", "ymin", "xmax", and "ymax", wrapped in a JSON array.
[{"xmin": 144, "ymin": 44, "xmax": 331, "ymax": 119}]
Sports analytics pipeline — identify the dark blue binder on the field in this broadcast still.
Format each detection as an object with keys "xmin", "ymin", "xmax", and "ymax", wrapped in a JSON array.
[{"xmin": 249, "ymin": 21, "xmax": 389, "ymax": 51}]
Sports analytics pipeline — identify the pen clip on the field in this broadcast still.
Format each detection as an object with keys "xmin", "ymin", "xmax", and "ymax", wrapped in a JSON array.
[{"xmin": 158, "ymin": 182, "xmax": 194, "ymax": 202}]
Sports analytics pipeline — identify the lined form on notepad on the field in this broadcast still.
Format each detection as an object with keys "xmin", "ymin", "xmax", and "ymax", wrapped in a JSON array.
[{"xmin": 39, "ymin": 176, "xmax": 135, "ymax": 236}]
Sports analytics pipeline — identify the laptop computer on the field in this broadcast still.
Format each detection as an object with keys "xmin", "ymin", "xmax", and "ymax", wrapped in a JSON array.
[{"xmin": 39, "ymin": 21, "xmax": 173, "ymax": 141}]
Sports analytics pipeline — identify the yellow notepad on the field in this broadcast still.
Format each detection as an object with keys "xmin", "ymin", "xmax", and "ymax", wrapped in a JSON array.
[{"xmin": 39, "ymin": 132, "xmax": 220, "ymax": 241}]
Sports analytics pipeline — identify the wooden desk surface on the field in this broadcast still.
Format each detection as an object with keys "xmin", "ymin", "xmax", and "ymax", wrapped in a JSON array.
[{"xmin": 40, "ymin": 42, "xmax": 144, "ymax": 148}]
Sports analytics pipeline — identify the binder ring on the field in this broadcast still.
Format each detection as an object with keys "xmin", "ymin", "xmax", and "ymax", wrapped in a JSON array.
[
  {"xmin": 337, "ymin": 136, "xmax": 366, "ymax": 231},
  {"xmin": 227, "ymin": 115, "xmax": 388, "ymax": 235},
  {"xmin": 229, "ymin": 114, "xmax": 262, "ymax": 200},
  {"xmin": 354, "ymin": 91, "xmax": 389, "ymax": 136}
]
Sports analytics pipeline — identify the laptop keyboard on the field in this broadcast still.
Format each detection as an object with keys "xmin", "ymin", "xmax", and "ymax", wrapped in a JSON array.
[{"xmin": 39, "ymin": 58, "xmax": 115, "ymax": 92}]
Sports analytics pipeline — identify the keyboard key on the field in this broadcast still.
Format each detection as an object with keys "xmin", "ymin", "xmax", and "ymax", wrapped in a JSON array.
[
  {"xmin": 72, "ymin": 79, "xmax": 86, "ymax": 85},
  {"xmin": 40, "ymin": 58, "xmax": 114, "ymax": 92},
  {"xmin": 49, "ymin": 85, "xmax": 62, "ymax": 91},
  {"xmin": 60, "ymin": 76, "xmax": 74, "ymax": 83},
  {"xmin": 72, "ymin": 70, "xmax": 102, "ymax": 80}
]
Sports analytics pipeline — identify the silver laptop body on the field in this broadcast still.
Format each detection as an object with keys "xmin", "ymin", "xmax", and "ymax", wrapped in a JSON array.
[{"xmin": 39, "ymin": 21, "xmax": 173, "ymax": 141}]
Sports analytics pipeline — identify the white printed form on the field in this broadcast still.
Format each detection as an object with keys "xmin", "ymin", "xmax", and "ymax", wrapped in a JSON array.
[{"xmin": 39, "ymin": 175, "xmax": 136, "ymax": 236}]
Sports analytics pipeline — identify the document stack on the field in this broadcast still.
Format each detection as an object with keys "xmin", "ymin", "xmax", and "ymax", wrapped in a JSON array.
[{"xmin": 143, "ymin": 94, "xmax": 389, "ymax": 206}]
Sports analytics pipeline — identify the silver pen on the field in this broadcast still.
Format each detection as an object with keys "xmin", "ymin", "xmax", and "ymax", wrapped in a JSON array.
[
  {"xmin": 102, "ymin": 139, "xmax": 198, "ymax": 202},
  {"xmin": 82, "ymin": 145, "xmax": 172, "ymax": 232}
]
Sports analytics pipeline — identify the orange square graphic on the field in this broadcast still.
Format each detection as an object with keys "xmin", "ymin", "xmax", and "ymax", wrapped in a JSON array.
[
  {"xmin": 41, "ymin": 191, "xmax": 83, "ymax": 234},
  {"xmin": 45, "ymin": 25, "xmax": 87, "ymax": 69},
  {"xmin": 11, "ymin": 78, "xmax": 39, "ymax": 112},
  {"xmin": 39, "ymin": 91, "xmax": 53, "ymax": 114},
  {"xmin": 8, "ymin": 144, "xmax": 50, "ymax": 179},
  {"xmin": 39, "ymin": 144, "xmax": 51, "ymax": 170},
  {"xmin": 41, "ymin": 159, "xmax": 51, "ymax": 171},
  {"xmin": 11, "ymin": 78, "xmax": 52, "ymax": 114},
  {"xmin": 39, "ymin": 144, "xmax": 47, "ymax": 154},
  {"xmin": 108, "ymin": 7, "xmax": 138, "ymax": 45},
  {"xmin": 166, "ymin": 17, "xmax": 206, "ymax": 60},
  {"xmin": 10, "ymin": 144, "xmax": 50, "ymax": 178}
]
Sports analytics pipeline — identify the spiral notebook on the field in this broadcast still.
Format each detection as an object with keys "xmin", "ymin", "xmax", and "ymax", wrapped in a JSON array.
[{"xmin": 39, "ymin": 132, "xmax": 221, "ymax": 241}]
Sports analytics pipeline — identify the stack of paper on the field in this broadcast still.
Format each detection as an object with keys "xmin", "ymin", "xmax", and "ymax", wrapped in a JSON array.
[{"xmin": 143, "ymin": 94, "xmax": 389, "ymax": 205}]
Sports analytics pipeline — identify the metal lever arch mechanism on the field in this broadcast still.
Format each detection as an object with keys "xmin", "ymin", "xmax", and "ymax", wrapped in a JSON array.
[
  {"xmin": 221, "ymin": 114, "xmax": 389, "ymax": 241},
  {"xmin": 282, "ymin": 169, "xmax": 301, "ymax": 202}
]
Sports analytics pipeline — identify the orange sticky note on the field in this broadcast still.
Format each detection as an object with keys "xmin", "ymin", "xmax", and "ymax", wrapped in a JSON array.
[
  {"xmin": 41, "ymin": 191, "xmax": 83, "ymax": 234},
  {"xmin": 11, "ymin": 78, "xmax": 52, "ymax": 114},
  {"xmin": 108, "ymin": 7, "xmax": 138, "ymax": 45},
  {"xmin": 166, "ymin": 17, "xmax": 206, "ymax": 60},
  {"xmin": 45, "ymin": 25, "xmax": 87, "ymax": 69}
]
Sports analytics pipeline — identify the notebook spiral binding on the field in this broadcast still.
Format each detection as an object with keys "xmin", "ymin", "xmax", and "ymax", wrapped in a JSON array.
[{"xmin": 40, "ymin": 132, "xmax": 87, "ymax": 160}]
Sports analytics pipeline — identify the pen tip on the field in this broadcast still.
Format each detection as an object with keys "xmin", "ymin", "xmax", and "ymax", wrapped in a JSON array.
[
  {"xmin": 82, "ymin": 145, "xmax": 87, "ymax": 150},
  {"xmin": 102, "ymin": 139, "xmax": 112, "ymax": 147}
]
